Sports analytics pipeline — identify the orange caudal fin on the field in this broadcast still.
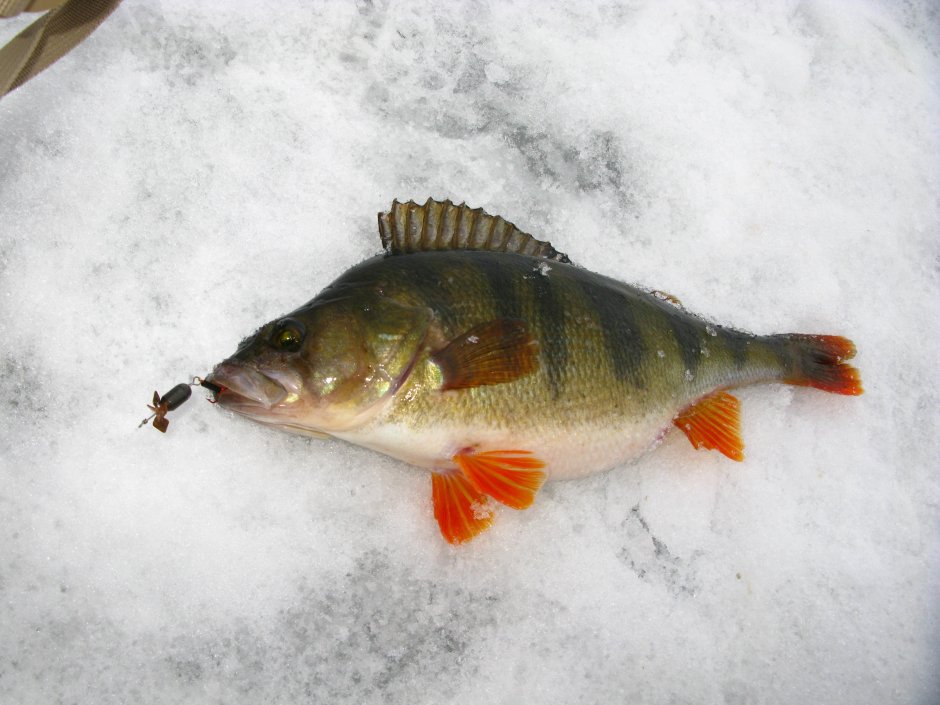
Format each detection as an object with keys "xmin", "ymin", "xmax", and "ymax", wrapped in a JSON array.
[
  {"xmin": 783, "ymin": 334, "xmax": 863, "ymax": 396},
  {"xmin": 674, "ymin": 391, "xmax": 745, "ymax": 462},
  {"xmin": 454, "ymin": 449, "xmax": 547, "ymax": 510},
  {"xmin": 432, "ymin": 471, "xmax": 494, "ymax": 544}
]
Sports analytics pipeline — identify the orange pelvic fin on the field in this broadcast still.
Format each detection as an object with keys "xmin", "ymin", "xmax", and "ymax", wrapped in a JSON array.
[
  {"xmin": 673, "ymin": 391, "xmax": 745, "ymax": 462},
  {"xmin": 431, "ymin": 471, "xmax": 494, "ymax": 544},
  {"xmin": 431, "ymin": 319, "xmax": 539, "ymax": 391},
  {"xmin": 784, "ymin": 334, "xmax": 863, "ymax": 396},
  {"xmin": 454, "ymin": 449, "xmax": 547, "ymax": 510}
]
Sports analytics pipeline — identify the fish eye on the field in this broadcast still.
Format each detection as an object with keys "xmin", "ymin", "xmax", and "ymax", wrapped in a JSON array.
[{"xmin": 272, "ymin": 319, "xmax": 305, "ymax": 352}]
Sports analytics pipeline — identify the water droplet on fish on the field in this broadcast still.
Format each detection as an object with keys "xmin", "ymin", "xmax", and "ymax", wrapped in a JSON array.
[
  {"xmin": 684, "ymin": 369, "xmax": 694, "ymax": 381},
  {"xmin": 657, "ymin": 349, "xmax": 665, "ymax": 358},
  {"xmin": 706, "ymin": 325, "xmax": 717, "ymax": 337}
]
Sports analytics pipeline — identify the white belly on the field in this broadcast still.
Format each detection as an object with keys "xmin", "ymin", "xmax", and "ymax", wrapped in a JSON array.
[{"xmin": 332, "ymin": 414, "xmax": 673, "ymax": 481}]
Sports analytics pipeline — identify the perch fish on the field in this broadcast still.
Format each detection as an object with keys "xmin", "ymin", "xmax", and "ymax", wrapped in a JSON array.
[{"xmin": 206, "ymin": 199, "xmax": 862, "ymax": 544}]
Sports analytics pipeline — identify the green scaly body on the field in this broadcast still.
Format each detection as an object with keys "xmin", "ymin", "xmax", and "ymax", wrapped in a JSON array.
[{"xmin": 329, "ymin": 250, "xmax": 791, "ymax": 478}]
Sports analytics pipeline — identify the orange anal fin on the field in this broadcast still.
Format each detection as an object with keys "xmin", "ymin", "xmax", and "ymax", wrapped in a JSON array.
[
  {"xmin": 431, "ymin": 471, "xmax": 494, "ymax": 544},
  {"xmin": 454, "ymin": 449, "xmax": 547, "ymax": 510},
  {"xmin": 673, "ymin": 391, "xmax": 744, "ymax": 462},
  {"xmin": 430, "ymin": 319, "xmax": 539, "ymax": 391}
]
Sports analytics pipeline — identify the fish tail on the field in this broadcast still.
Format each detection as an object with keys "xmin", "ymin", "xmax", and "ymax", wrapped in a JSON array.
[{"xmin": 775, "ymin": 334, "xmax": 863, "ymax": 395}]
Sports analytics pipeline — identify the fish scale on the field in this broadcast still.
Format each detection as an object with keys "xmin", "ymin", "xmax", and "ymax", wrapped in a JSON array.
[
  {"xmin": 339, "ymin": 250, "xmax": 760, "ymax": 429},
  {"xmin": 206, "ymin": 198, "xmax": 862, "ymax": 544}
]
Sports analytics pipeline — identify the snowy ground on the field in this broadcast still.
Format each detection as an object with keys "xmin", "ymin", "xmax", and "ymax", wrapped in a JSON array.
[{"xmin": 1, "ymin": 1, "xmax": 938, "ymax": 703}]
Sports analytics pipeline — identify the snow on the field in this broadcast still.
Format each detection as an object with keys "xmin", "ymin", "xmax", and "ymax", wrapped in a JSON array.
[{"xmin": 1, "ymin": 1, "xmax": 938, "ymax": 703}]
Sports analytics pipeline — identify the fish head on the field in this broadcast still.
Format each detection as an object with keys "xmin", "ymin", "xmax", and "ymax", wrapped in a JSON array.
[{"xmin": 206, "ymin": 290, "xmax": 431, "ymax": 436}]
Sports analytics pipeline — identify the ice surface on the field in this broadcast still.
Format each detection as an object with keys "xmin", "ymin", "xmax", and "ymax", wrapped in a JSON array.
[{"xmin": 1, "ymin": 1, "xmax": 938, "ymax": 703}]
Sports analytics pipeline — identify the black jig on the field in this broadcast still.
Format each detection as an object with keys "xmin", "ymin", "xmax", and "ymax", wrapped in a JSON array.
[{"xmin": 139, "ymin": 377, "xmax": 220, "ymax": 433}]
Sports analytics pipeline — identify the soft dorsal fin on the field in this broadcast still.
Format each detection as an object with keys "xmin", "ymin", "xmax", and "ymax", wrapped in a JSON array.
[
  {"xmin": 378, "ymin": 198, "xmax": 570, "ymax": 263},
  {"xmin": 651, "ymin": 290, "xmax": 683, "ymax": 308}
]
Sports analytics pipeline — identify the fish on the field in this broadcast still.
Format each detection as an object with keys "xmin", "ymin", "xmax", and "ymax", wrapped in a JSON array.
[{"xmin": 205, "ymin": 198, "xmax": 862, "ymax": 544}]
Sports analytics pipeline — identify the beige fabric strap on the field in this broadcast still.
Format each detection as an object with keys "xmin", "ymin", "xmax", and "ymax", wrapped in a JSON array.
[
  {"xmin": 1, "ymin": 1, "xmax": 65, "ymax": 18},
  {"xmin": 0, "ymin": 0, "xmax": 121, "ymax": 97}
]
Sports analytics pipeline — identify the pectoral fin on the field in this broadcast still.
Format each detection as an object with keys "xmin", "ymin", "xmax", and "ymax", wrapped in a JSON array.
[
  {"xmin": 431, "ymin": 319, "xmax": 539, "ymax": 391},
  {"xmin": 673, "ymin": 391, "xmax": 744, "ymax": 461}
]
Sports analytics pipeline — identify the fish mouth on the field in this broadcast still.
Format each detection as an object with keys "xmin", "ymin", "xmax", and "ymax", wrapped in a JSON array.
[{"xmin": 205, "ymin": 361, "xmax": 303, "ymax": 418}]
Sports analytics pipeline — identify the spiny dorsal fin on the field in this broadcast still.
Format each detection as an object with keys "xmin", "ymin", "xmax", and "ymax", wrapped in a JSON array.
[{"xmin": 378, "ymin": 199, "xmax": 570, "ymax": 263}]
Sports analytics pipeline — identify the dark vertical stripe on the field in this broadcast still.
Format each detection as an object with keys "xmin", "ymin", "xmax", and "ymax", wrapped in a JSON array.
[
  {"xmin": 478, "ymin": 256, "xmax": 520, "ymax": 321},
  {"xmin": 397, "ymin": 255, "xmax": 461, "ymax": 332},
  {"xmin": 719, "ymin": 327, "xmax": 753, "ymax": 369},
  {"xmin": 578, "ymin": 280, "xmax": 646, "ymax": 388},
  {"xmin": 769, "ymin": 334, "xmax": 795, "ymax": 374},
  {"xmin": 667, "ymin": 313, "xmax": 702, "ymax": 376},
  {"xmin": 532, "ymin": 269, "xmax": 567, "ymax": 399}
]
